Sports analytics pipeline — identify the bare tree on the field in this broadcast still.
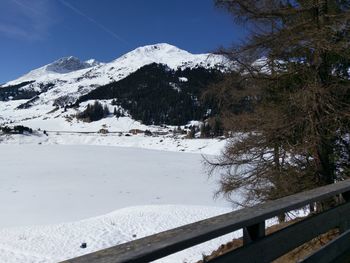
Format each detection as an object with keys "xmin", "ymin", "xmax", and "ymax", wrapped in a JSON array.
[{"xmin": 207, "ymin": 0, "xmax": 350, "ymax": 208}]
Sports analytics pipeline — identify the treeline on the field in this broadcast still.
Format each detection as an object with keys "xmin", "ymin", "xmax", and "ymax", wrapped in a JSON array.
[
  {"xmin": 0, "ymin": 81, "xmax": 36, "ymax": 101},
  {"xmin": 76, "ymin": 63, "xmax": 225, "ymax": 126},
  {"xmin": 0, "ymin": 81, "xmax": 55, "ymax": 102},
  {"xmin": 1, "ymin": 125, "xmax": 33, "ymax": 134},
  {"xmin": 77, "ymin": 101, "xmax": 110, "ymax": 122}
]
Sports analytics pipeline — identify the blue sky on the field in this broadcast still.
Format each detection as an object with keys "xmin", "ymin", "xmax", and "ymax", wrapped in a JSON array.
[{"xmin": 0, "ymin": 0, "xmax": 245, "ymax": 83}]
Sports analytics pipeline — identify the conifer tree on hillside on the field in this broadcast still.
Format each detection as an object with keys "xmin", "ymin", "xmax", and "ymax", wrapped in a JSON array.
[
  {"xmin": 103, "ymin": 104, "xmax": 110, "ymax": 117},
  {"xmin": 208, "ymin": 0, "xmax": 350, "ymax": 207},
  {"xmin": 77, "ymin": 101, "xmax": 109, "ymax": 122}
]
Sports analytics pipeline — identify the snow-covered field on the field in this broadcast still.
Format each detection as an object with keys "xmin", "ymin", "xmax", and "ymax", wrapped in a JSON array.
[
  {"xmin": 0, "ymin": 144, "xmax": 230, "ymax": 227},
  {"xmin": 0, "ymin": 143, "xmax": 240, "ymax": 262}
]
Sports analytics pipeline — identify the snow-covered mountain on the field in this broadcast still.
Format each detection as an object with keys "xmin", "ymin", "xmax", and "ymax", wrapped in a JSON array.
[
  {"xmin": 0, "ymin": 43, "xmax": 230, "ymax": 131},
  {"xmin": 6, "ymin": 56, "xmax": 103, "ymax": 85},
  {"xmin": 4, "ymin": 43, "xmax": 227, "ymax": 89}
]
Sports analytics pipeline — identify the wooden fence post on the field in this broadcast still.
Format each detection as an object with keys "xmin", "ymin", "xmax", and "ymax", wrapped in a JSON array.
[
  {"xmin": 340, "ymin": 190, "xmax": 350, "ymax": 233},
  {"xmin": 342, "ymin": 191, "xmax": 350, "ymax": 202},
  {"xmin": 243, "ymin": 221, "xmax": 265, "ymax": 245}
]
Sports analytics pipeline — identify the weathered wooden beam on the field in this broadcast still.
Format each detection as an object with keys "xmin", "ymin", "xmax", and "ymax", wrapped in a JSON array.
[
  {"xmin": 300, "ymin": 229, "xmax": 350, "ymax": 263},
  {"xmin": 210, "ymin": 202, "xmax": 350, "ymax": 263},
  {"xmin": 61, "ymin": 180, "xmax": 350, "ymax": 263}
]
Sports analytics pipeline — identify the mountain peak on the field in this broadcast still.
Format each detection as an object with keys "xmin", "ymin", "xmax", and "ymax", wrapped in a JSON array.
[
  {"xmin": 125, "ymin": 43, "xmax": 191, "ymax": 57},
  {"xmin": 45, "ymin": 56, "xmax": 94, "ymax": 74},
  {"xmin": 110, "ymin": 42, "xmax": 228, "ymax": 72}
]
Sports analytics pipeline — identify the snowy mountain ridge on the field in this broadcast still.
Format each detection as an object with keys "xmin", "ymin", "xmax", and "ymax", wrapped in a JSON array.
[
  {"xmin": 0, "ymin": 43, "xmax": 230, "ymax": 131},
  {"xmin": 4, "ymin": 43, "xmax": 228, "ymax": 87},
  {"xmin": 5, "ymin": 56, "xmax": 103, "ymax": 85}
]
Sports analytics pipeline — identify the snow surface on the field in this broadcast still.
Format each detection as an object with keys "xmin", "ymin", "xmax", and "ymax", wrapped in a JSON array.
[
  {"xmin": 0, "ymin": 144, "xmax": 230, "ymax": 227},
  {"xmin": 0, "ymin": 205, "xmax": 236, "ymax": 263},
  {"xmin": 0, "ymin": 144, "xmax": 240, "ymax": 262}
]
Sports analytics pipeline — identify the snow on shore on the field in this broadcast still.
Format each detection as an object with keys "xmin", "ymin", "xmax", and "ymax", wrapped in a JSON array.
[{"xmin": 0, "ymin": 132, "xmax": 227, "ymax": 155}]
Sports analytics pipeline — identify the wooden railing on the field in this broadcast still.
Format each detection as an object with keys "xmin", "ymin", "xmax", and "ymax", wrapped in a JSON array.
[{"xmin": 62, "ymin": 180, "xmax": 350, "ymax": 263}]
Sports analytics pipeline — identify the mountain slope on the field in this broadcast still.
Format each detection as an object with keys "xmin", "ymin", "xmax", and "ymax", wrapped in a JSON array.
[
  {"xmin": 0, "ymin": 43, "xmax": 230, "ymax": 129},
  {"xmin": 5, "ymin": 57, "xmax": 103, "ymax": 85},
  {"xmin": 2, "ymin": 43, "xmax": 228, "ymax": 103},
  {"xmin": 77, "ymin": 63, "xmax": 224, "ymax": 125}
]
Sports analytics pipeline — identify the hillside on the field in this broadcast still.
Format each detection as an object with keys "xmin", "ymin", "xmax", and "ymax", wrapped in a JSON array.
[
  {"xmin": 77, "ymin": 63, "xmax": 224, "ymax": 125},
  {"xmin": 0, "ymin": 43, "xmax": 231, "ymax": 131}
]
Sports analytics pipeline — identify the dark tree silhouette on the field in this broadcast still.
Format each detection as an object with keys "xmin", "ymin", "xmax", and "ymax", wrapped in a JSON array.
[
  {"xmin": 207, "ymin": 0, "xmax": 350, "ymax": 207},
  {"xmin": 77, "ymin": 101, "xmax": 109, "ymax": 122}
]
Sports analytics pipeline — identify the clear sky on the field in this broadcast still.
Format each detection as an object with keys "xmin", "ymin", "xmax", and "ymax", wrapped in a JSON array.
[{"xmin": 0, "ymin": 0, "xmax": 245, "ymax": 83}]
